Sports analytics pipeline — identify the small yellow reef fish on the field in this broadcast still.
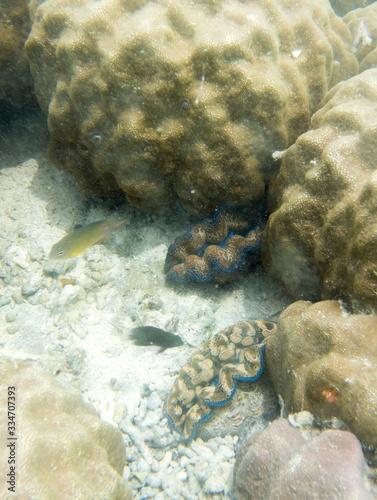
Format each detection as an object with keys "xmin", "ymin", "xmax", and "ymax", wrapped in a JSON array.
[{"xmin": 49, "ymin": 218, "xmax": 125, "ymax": 259}]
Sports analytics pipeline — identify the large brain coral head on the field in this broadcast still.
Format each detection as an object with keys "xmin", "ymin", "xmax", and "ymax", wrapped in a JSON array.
[{"xmin": 26, "ymin": 0, "xmax": 357, "ymax": 215}]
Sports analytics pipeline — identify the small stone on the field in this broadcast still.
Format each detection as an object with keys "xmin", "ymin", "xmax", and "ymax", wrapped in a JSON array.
[
  {"xmin": 154, "ymin": 493, "xmax": 166, "ymax": 500},
  {"xmin": 176, "ymin": 470, "xmax": 188, "ymax": 482},
  {"xmin": 150, "ymin": 459, "xmax": 160, "ymax": 473},
  {"xmin": 58, "ymin": 284, "xmax": 83, "ymax": 306},
  {"xmin": 5, "ymin": 311, "xmax": 17, "ymax": 323},
  {"xmin": 190, "ymin": 440, "xmax": 215, "ymax": 461},
  {"xmin": 147, "ymin": 391, "xmax": 162, "ymax": 411},
  {"xmin": 0, "ymin": 297, "xmax": 11, "ymax": 307},
  {"xmin": 139, "ymin": 486, "xmax": 158, "ymax": 499},
  {"xmin": 159, "ymin": 450, "xmax": 173, "ymax": 469},
  {"xmin": 203, "ymin": 474, "xmax": 226, "ymax": 494},
  {"xmin": 178, "ymin": 444, "xmax": 197, "ymax": 459},
  {"xmin": 146, "ymin": 472, "xmax": 162, "ymax": 488},
  {"xmin": 12, "ymin": 289, "xmax": 23, "ymax": 304},
  {"xmin": 142, "ymin": 409, "xmax": 160, "ymax": 428},
  {"xmin": 288, "ymin": 411, "xmax": 315, "ymax": 428},
  {"xmin": 7, "ymin": 323, "xmax": 19, "ymax": 335},
  {"xmin": 187, "ymin": 467, "xmax": 201, "ymax": 495},
  {"xmin": 125, "ymin": 446, "xmax": 138, "ymax": 462},
  {"xmin": 137, "ymin": 457, "xmax": 150, "ymax": 473},
  {"xmin": 65, "ymin": 349, "xmax": 86, "ymax": 375},
  {"xmin": 7, "ymin": 246, "xmax": 30, "ymax": 269},
  {"xmin": 22, "ymin": 278, "xmax": 42, "ymax": 297}
]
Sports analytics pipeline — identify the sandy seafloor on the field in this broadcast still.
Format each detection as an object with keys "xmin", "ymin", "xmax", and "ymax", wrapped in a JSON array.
[{"xmin": 0, "ymin": 109, "xmax": 295, "ymax": 499}]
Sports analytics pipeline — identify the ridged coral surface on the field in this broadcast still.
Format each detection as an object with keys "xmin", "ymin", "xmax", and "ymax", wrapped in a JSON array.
[
  {"xmin": 262, "ymin": 69, "xmax": 377, "ymax": 308},
  {"xmin": 26, "ymin": 0, "xmax": 357, "ymax": 215},
  {"xmin": 345, "ymin": 3, "xmax": 377, "ymax": 72},
  {"xmin": 0, "ymin": 356, "xmax": 132, "ymax": 500},
  {"xmin": 266, "ymin": 301, "xmax": 377, "ymax": 447},
  {"xmin": 234, "ymin": 418, "xmax": 373, "ymax": 500},
  {"xmin": 0, "ymin": 0, "xmax": 35, "ymax": 115}
]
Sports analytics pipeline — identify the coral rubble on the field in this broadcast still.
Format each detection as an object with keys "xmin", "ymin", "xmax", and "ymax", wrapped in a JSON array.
[
  {"xmin": 25, "ymin": 0, "xmax": 357, "ymax": 215},
  {"xmin": 262, "ymin": 68, "xmax": 377, "ymax": 309},
  {"xmin": 266, "ymin": 300, "xmax": 377, "ymax": 447},
  {"xmin": 0, "ymin": 356, "xmax": 132, "ymax": 500},
  {"xmin": 234, "ymin": 418, "xmax": 373, "ymax": 500},
  {"xmin": 165, "ymin": 320, "xmax": 276, "ymax": 442},
  {"xmin": 165, "ymin": 206, "xmax": 262, "ymax": 284}
]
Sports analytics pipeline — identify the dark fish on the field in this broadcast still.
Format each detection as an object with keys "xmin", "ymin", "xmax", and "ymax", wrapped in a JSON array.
[{"xmin": 130, "ymin": 326, "xmax": 184, "ymax": 352}]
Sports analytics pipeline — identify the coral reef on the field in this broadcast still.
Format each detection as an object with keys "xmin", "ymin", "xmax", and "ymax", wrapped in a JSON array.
[
  {"xmin": 25, "ymin": 0, "xmax": 357, "ymax": 215},
  {"xmin": 234, "ymin": 418, "xmax": 373, "ymax": 500},
  {"xmin": 265, "ymin": 300, "xmax": 377, "ymax": 447},
  {"xmin": 262, "ymin": 69, "xmax": 377, "ymax": 308},
  {"xmin": 165, "ymin": 320, "xmax": 276, "ymax": 442},
  {"xmin": 345, "ymin": 3, "xmax": 377, "ymax": 71},
  {"xmin": 0, "ymin": 0, "xmax": 35, "ymax": 117},
  {"xmin": 0, "ymin": 356, "xmax": 132, "ymax": 500},
  {"xmin": 165, "ymin": 206, "xmax": 262, "ymax": 284}
]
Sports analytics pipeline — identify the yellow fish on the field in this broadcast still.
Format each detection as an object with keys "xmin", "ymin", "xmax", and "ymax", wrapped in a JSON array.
[{"xmin": 49, "ymin": 218, "xmax": 125, "ymax": 259}]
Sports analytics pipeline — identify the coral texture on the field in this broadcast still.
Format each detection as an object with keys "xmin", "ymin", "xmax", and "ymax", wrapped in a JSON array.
[
  {"xmin": 165, "ymin": 206, "xmax": 262, "ymax": 284},
  {"xmin": 26, "ymin": 0, "xmax": 357, "ymax": 215},
  {"xmin": 0, "ymin": 356, "xmax": 132, "ymax": 500},
  {"xmin": 266, "ymin": 300, "xmax": 377, "ymax": 446},
  {"xmin": 345, "ymin": 3, "xmax": 377, "ymax": 71},
  {"xmin": 234, "ymin": 418, "xmax": 373, "ymax": 500},
  {"xmin": 262, "ymin": 69, "xmax": 377, "ymax": 308},
  {"xmin": 165, "ymin": 320, "xmax": 276, "ymax": 442},
  {"xmin": 0, "ymin": 0, "xmax": 35, "ymax": 116}
]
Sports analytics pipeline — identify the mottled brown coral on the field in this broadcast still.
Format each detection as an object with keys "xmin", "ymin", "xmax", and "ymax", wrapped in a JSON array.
[
  {"xmin": 345, "ymin": 3, "xmax": 377, "ymax": 71},
  {"xmin": 25, "ymin": 0, "xmax": 357, "ymax": 215},
  {"xmin": 0, "ymin": 356, "xmax": 132, "ymax": 500},
  {"xmin": 262, "ymin": 69, "xmax": 377, "ymax": 308},
  {"xmin": 266, "ymin": 300, "xmax": 377, "ymax": 447},
  {"xmin": 0, "ymin": 0, "xmax": 35, "ymax": 115},
  {"xmin": 234, "ymin": 418, "xmax": 373, "ymax": 500}
]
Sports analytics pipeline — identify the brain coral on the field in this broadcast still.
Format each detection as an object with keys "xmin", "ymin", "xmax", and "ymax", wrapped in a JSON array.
[
  {"xmin": 0, "ymin": 356, "xmax": 132, "ymax": 500},
  {"xmin": 0, "ymin": 0, "xmax": 35, "ymax": 117},
  {"xmin": 344, "ymin": 2, "xmax": 377, "ymax": 72},
  {"xmin": 234, "ymin": 418, "xmax": 373, "ymax": 500},
  {"xmin": 26, "ymin": 0, "xmax": 357, "ymax": 215},
  {"xmin": 265, "ymin": 300, "xmax": 377, "ymax": 447},
  {"xmin": 262, "ymin": 68, "xmax": 377, "ymax": 308}
]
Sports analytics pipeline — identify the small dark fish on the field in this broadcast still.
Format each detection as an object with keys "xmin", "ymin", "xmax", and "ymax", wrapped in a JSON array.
[{"xmin": 130, "ymin": 326, "xmax": 184, "ymax": 352}]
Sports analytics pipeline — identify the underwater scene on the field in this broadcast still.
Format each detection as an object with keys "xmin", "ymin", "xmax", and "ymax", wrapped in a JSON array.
[{"xmin": 1, "ymin": 0, "xmax": 377, "ymax": 498}]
